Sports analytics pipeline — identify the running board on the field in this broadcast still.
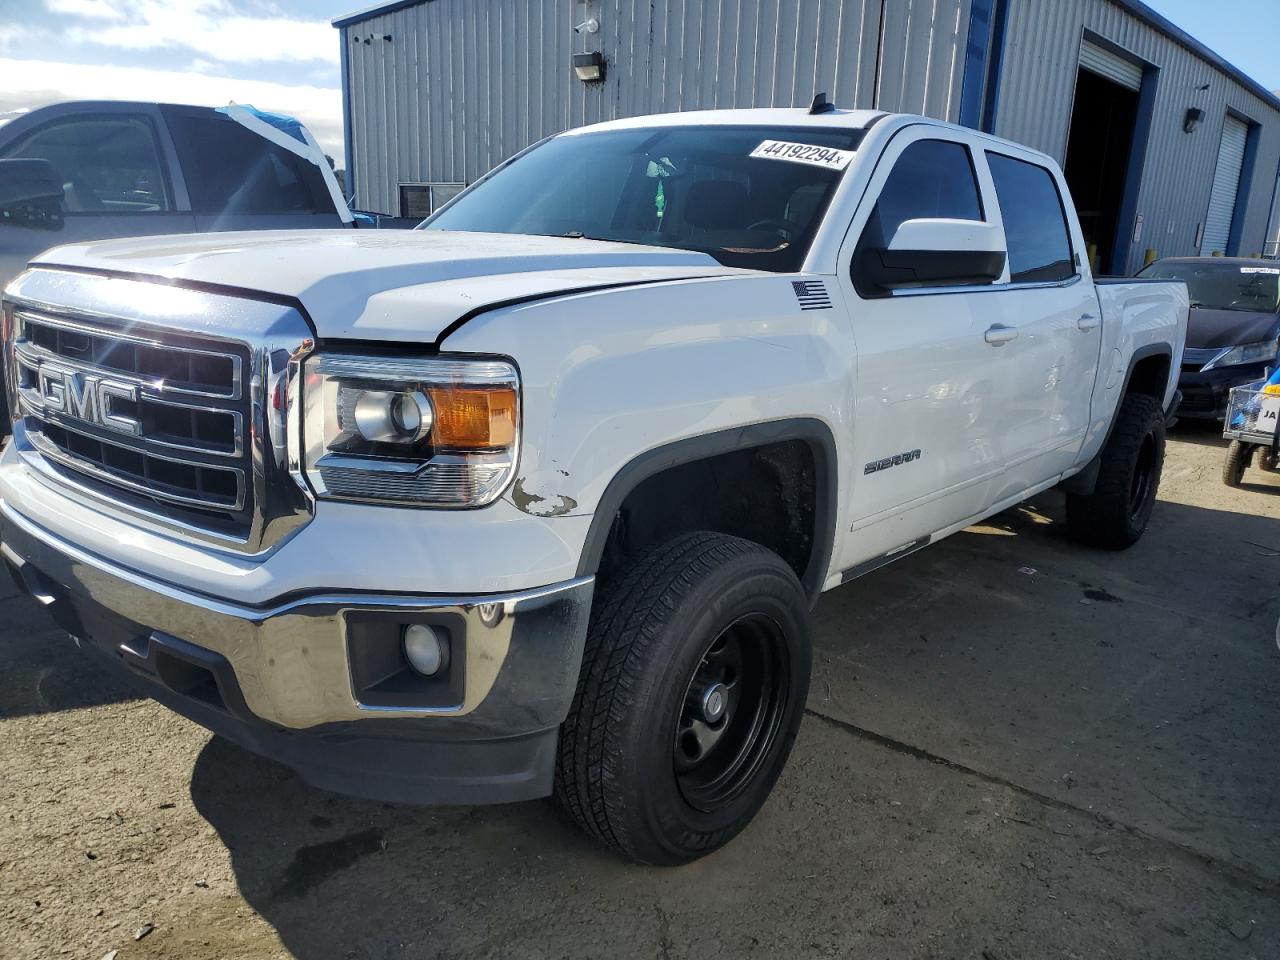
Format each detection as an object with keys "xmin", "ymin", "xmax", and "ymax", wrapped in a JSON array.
[{"xmin": 839, "ymin": 536, "xmax": 932, "ymax": 584}]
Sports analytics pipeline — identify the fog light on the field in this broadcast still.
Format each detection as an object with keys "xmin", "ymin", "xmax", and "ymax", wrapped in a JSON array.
[{"xmin": 403, "ymin": 624, "xmax": 448, "ymax": 676}]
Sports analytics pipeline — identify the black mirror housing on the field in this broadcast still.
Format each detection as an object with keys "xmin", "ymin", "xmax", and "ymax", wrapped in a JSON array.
[{"xmin": 860, "ymin": 246, "xmax": 1007, "ymax": 291}]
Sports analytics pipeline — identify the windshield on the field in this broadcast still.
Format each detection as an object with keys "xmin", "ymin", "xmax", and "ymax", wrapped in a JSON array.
[
  {"xmin": 423, "ymin": 125, "xmax": 865, "ymax": 272},
  {"xmin": 1138, "ymin": 260, "xmax": 1280, "ymax": 313}
]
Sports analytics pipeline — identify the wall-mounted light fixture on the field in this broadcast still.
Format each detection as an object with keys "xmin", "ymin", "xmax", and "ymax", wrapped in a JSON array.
[
  {"xmin": 1183, "ymin": 107, "xmax": 1204, "ymax": 133},
  {"xmin": 573, "ymin": 51, "xmax": 606, "ymax": 83}
]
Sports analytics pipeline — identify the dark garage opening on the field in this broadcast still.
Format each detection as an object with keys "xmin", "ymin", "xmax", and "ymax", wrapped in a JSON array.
[{"xmin": 1063, "ymin": 67, "xmax": 1139, "ymax": 273}]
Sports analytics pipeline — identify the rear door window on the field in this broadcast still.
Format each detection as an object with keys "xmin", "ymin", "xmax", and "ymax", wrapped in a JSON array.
[
  {"xmin": 163, "ymin": 110, "xmax": 334, "ymax": 215},
  {"xmin": 0, "ymin": 115, "xmax": 170, "ymax": 213},
  {"xmin": 986, "ymin": 152, "xmax": 1075, "ymax": 283}
]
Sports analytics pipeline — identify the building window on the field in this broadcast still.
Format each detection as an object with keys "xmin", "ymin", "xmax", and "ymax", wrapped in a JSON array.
[{"xmin": 399, "ymin": 182, "xmax": 466, "ymax": 219}]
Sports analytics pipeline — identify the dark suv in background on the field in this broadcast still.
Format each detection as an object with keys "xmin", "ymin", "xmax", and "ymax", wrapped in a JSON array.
[{"xmin": 1139, "ymin": 257, "xmax": 1280, "ymax": 419}]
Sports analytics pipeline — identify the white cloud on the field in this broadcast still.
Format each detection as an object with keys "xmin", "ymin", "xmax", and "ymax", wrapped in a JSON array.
[
  {"xmin": 0, "ymin": 57, "xmax": 343, "ymax": 158},
  {"xmin": 43, "ymin": 0, "xmax": 126, "ymax": 20},
  {"xmin": 55, "ymin": 0, "xmax": 338, "ymax": 65}
]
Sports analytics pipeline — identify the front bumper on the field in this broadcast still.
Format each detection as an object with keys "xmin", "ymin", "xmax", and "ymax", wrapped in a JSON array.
[
  {"xmin": 1, "ymin": 502, "xmax": 594, "ymax": 805},
  {"xmin": 1177, "ymin": 362, "xmax": 1270, "ymax": 419}
]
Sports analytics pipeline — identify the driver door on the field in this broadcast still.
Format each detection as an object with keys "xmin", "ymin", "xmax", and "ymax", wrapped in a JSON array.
[{"xmin": 833, "ymin": 129, "xmax": 1016, "ymax": 570}]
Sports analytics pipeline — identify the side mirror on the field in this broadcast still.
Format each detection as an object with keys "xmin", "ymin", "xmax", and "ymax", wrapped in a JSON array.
[
  {"xmin": 860, "ymin": 218, "xmax": 1006, "ymax": 291},
  {"xmin": 0, "ymin": 158, "xmax": 64, "ymax": 231}
]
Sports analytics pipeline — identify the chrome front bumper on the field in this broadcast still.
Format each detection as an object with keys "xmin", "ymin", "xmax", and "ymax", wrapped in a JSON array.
[{"xmin": 1, "ymin": 500, "xmax": 593, "ymax": 731}]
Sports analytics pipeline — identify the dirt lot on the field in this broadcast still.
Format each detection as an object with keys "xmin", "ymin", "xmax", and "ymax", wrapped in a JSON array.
[{"xmin": 2, "ymin": 424, "xmax": 1279, "ymax": 960}]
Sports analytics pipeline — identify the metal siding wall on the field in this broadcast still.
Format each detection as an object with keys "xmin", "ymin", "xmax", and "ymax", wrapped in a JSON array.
[
  {"xmin": 876, "ymin": 0, "xmax": 970, "ymax": 121},
  {"xmin": 993, "ymin": 0, "xmax": 1280, "ymax": 272},
  {"xmin": 345, "ymin": 0, "xmax": 972, "ymax": 214}
]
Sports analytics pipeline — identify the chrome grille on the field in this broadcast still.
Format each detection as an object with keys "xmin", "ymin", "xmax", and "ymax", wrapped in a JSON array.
[{"xmin": 11, "ymin": 310, "xmax": 253, "ymax": 532}]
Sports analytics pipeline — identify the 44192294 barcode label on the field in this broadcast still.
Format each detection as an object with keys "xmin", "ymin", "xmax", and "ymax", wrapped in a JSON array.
[{"xmin": 749, "ymin": 140, "xmax": 856, "ymax": 170}]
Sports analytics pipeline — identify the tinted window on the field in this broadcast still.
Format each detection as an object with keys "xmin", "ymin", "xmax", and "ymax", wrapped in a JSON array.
[
  {"xmin": 858, "ymin": 138, "xmax": 984, "ymax": 251},
  {"xmin": 164, "ymin": 112, "xmax": 333, "ymax": 215},
  {"xmin": 1139, "ymin": 260, "xmax": 1280, "ymax": 312},
  {"xmin": 1, "ymin": 115, "xmax": 169, "ymax": 213},
  {"xmin": 425, "ymin": 125, "xmax": 865, "ymax": 272},
  {"xmin": 987, "ymin": 152, "xmax": 1074, "ymax": 283}
]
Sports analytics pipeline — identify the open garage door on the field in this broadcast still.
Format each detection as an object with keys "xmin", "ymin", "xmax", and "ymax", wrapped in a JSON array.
[
  {"xmin": 1064, "ymin": 40, "xmax": 1145, "ymax": 272},
  {"xmin": 1201, "ymin": 115, "xmax": 1249, "ymax": 255},
  {"xmin": 1079, "ymin": 39, "xmax": 1143, "ymax": 92}
]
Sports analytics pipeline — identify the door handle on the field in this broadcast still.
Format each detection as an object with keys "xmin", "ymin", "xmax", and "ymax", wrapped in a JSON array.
[
  {"xmin": 984, "ymin": 323, "xmax": 1019, "ymax": 346},
  {"xmin": 1077, "ymin": 312, "xmax": 1101, "ymax": 331}
]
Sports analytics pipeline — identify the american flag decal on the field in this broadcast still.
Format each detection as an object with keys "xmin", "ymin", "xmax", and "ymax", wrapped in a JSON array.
[{"xmin": 791, "ymin": 280, "xmax": 832, "ymax": 310}]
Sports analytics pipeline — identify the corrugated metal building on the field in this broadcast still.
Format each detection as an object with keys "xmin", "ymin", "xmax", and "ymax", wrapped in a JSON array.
[{"xmin": 334, "ymin": 0, "xmax": 1280, "ymax": 274}]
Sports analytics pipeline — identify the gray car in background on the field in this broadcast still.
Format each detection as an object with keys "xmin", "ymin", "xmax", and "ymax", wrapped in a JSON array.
[
  {"xmin": 0, "ymin": 100, "xmax": 352, "ymax": 291},
  {"xmin": 0, "ymin": 100, "xmax": 354, "ymax": 428}
]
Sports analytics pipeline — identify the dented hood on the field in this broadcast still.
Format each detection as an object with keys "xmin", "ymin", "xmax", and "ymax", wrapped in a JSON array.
[{"xmin": 31, "ymin": 229, "xmax": 740, "ymax": 342}]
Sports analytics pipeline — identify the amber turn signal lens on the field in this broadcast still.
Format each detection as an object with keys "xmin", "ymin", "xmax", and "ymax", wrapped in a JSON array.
[
  {"xmin": 1265, "ymin": 384, "xmax": 1280, "ymax": 396},
  {"xmin": 426, "ymin": 386, "xmax": 517, "ymax": 449}
]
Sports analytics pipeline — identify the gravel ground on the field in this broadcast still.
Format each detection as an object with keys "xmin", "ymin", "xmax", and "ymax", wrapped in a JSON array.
[{"xmin": 2, "ymin": 423, "xmax": 1278, "ymax": 960}]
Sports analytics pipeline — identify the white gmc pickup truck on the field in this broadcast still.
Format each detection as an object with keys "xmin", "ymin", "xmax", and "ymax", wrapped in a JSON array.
[{"xmin": 0, "ymin": 106, "xmax": 1186, "ymax": 865}]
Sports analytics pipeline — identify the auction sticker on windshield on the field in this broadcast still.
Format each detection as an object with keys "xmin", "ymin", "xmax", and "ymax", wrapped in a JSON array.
[
  {"xmin": 750, "ymin": 140, "xmax": 856, "ymax": 170},
  {"xmin": 1241, "ymin": 267, "xmax": 1280, "ymax": 274}
]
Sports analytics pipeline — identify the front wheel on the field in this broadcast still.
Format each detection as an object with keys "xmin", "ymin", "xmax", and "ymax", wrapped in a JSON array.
[
  {"xmin": 1223, "ymin": 440, "xmax": 1249, "ymax": 487},
  {"xmin": 555, "ymin": 532, "xmax": 811, "ymax": 865},
  {"xmin": 1065, "ymin": 393, "xmax": 1165, "ymax": 549}
]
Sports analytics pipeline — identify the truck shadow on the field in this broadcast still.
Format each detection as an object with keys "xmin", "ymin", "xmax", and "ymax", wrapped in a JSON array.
[
  {"xmin": 187, "ymin": 490, "xmax": 1280, "ymax": 958},
  {"xmin": 187, "ymin": 735, "xmax": 660, "ymax": 958},
  {"xmin": 1167, "ymin": 418, "xmax": 1231, "ymax": 448},
  {"xmin": 0, "ymin": 588, "xmax": 141, "ymax": 720}
]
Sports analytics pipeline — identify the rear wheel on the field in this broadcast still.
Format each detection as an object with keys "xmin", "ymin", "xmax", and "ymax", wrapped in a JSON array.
[
  {"xmin": 1223, "ymin": 440, "xmax": 1249, "ymax": 487},
  {"xmin": 555, "ymin": 532, "xmax": 810, "ymax": 865},
  {"xmin": 1066, "ymin": 393, "xmax": 1165, "ymax": 549}
]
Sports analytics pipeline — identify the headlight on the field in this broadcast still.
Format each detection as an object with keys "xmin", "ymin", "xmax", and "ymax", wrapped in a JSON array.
[
  {"xmin": 1201, "ymin": 338, "xmax": 1279, "ymax": 371},
  {"xmin": 301, "ymin": 354, "xmax": 519, "ymax": 507}
]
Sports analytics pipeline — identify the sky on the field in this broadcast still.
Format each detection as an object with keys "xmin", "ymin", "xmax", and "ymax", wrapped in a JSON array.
[
  {"xmin": 0, "ymin": 0, "xmax": 1276, "ymax": 165},
  {"xmin": 0, "ymin": 0, "xmax": 356, "ymax": 157}
]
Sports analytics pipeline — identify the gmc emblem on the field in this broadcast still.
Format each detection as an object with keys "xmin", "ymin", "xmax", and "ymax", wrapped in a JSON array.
[{"xmin": 37, "ymin": 366, "xmax": 142, "ymax": 437}]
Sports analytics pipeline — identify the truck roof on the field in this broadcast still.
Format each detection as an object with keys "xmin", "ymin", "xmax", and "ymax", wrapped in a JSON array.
[
  {"xmin": 11, "ymin": 100, "xmax": 225, "ymax": 114},
  {"xmin": 564, "ymin": 106, "xmax": 888, "ymax": 135},
  {"xmin": 563, "ymin": 106, "xmax": 1062, "ymax": 174}
]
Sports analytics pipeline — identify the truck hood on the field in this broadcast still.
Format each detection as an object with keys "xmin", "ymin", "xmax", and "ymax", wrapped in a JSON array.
[
  {"xmin": 31, "ymin": 229, "xmax": 741, "ymax": 342},
  {"xmin": 1186, "ymin": 306, "xmax": 1280, "ymax": 349}
]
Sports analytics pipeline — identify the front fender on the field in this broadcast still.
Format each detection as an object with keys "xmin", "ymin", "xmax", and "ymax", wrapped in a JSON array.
[{"xmin": 441, "ymin": 273, "xmax": 857, "ymax": 590}]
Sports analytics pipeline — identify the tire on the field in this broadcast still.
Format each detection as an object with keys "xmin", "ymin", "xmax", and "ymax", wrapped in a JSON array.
[
  {"xmin": 1258, "ymin": 448, "xmax": 1277, "ymax": 473},
  {"xmin": 1065, "ymin": 393, "xmax": 1165, "ymax": 550},
  {"xmin": 554, "ymin": 532, "xmax": 811, "ymax": 865},
  {"xmin": 1223, "ymin": 440, "xmax": 1249, "ymax": 487}
]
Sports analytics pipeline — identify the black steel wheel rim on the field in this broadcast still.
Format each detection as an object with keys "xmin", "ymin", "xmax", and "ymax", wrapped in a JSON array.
[
  {"xmin": 673, "ymin": 613, "xmax": 789, "ymax": 813},
  {"xmin": 1129, "ymin": 433, "xmax": 1156, "ymax": 522}
]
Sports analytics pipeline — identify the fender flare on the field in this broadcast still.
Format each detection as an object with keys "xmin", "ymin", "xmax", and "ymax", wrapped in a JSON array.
[
  {"xmin": 574, "ymin": 418, "xmax": 839, "ymax": 606},
  {"xmin": 1060, "ymin": 343, "xmax": 1174, "ymax": 496}
]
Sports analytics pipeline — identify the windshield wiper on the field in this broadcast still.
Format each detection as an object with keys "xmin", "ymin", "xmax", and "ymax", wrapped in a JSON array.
[{"xmin": 554, "ymin": 230, "xmax": 648, "ymax": 247}]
